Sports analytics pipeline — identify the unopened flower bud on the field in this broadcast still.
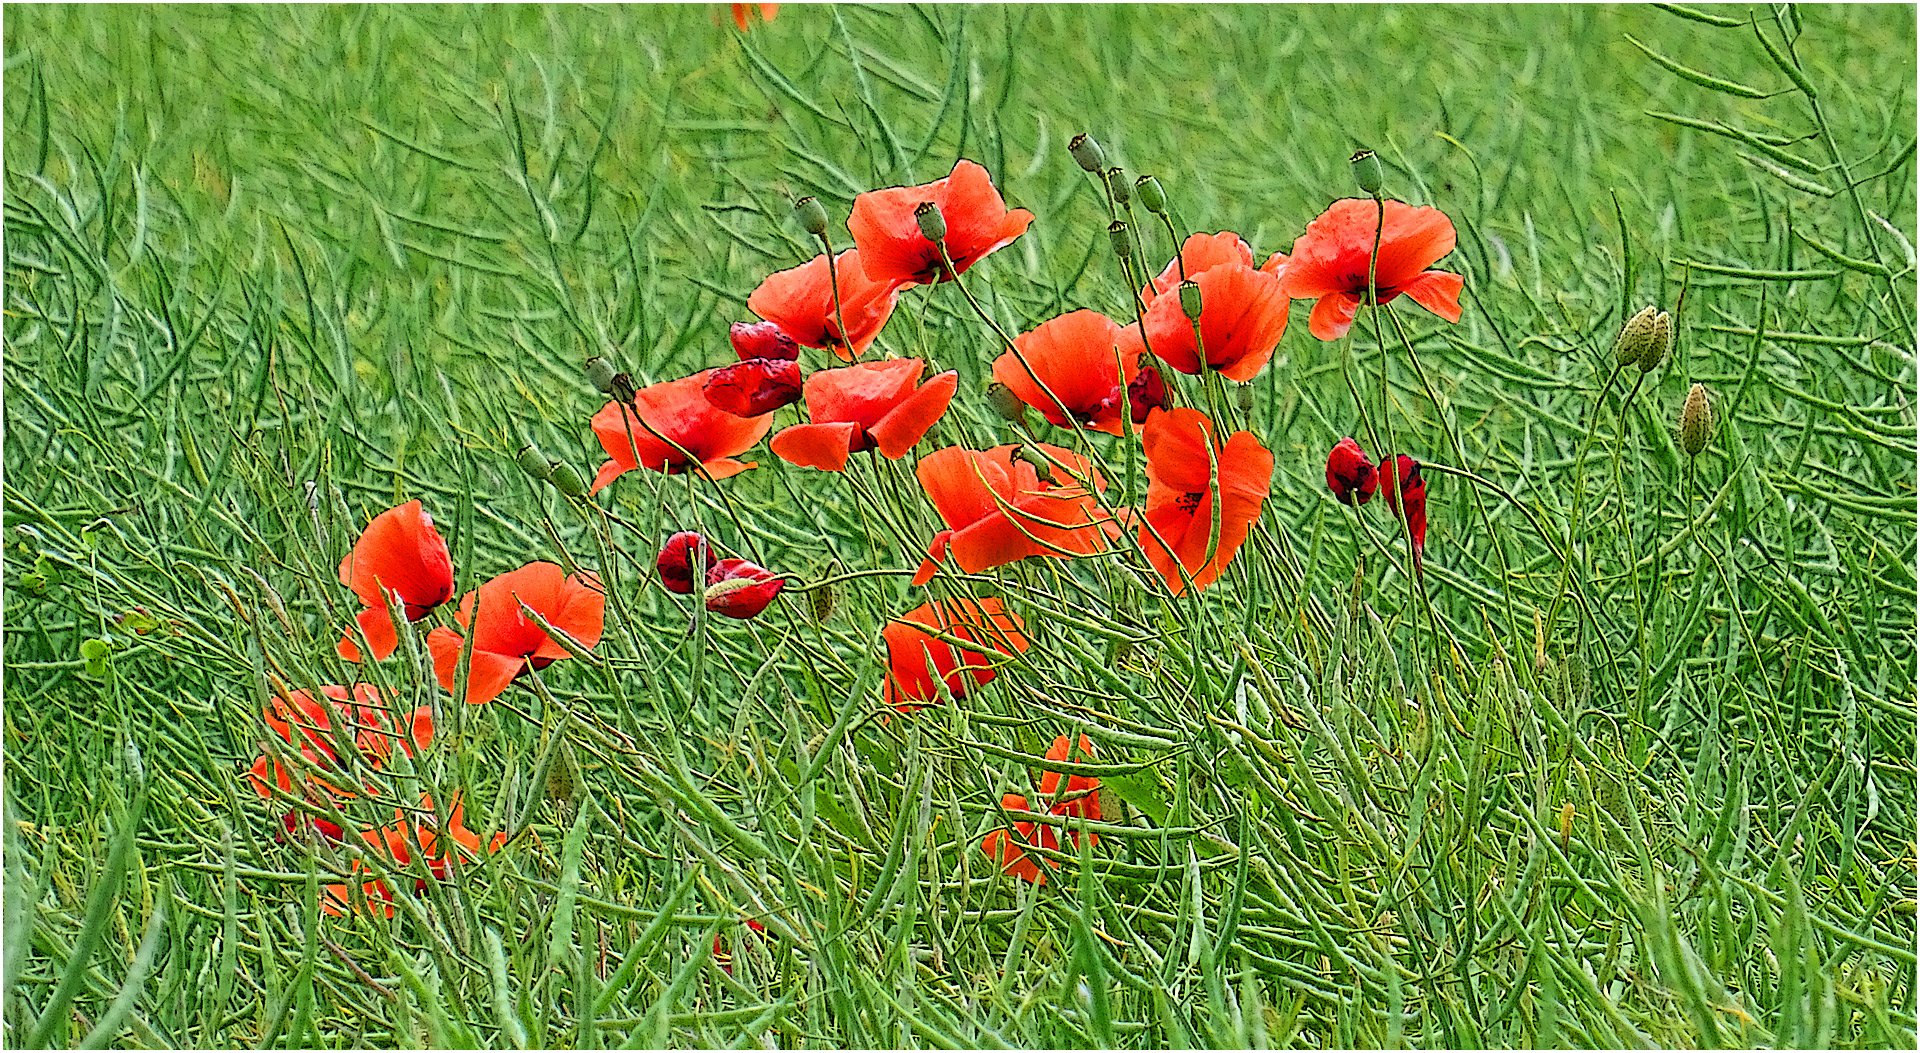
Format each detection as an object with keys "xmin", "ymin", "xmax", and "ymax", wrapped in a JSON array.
[
  {"xmin": 1017, "ymin": 445, "xmax": 1055, "ymax": 481},
  {"xmin": 1107, "ymin": 220, "xmax": 1132, "ymax": 259},
  {"xmin": 792, "ymin": 196, "xmax": 830, "ymax": 238},
  {"xmin": 808, "ymin": 580, "xmax": 837, "ymax": 624},
  {"xmin": 984, "ymin": 381, "xmax": 1029, "ymax": 424},
  {"xmin": 517, "ymin": 445, "xmax": 554, "ymax": 482},
  {"xmin": 1350, "ymin": 149, "xmax": 1384, "ymax": 196},
  {"xmin": 1178, "ymin": 280, "xmax": 1203, "ymax": 321},
  {"xmin": 1639, "ymin": 310, "xmax": 1673, "ymax": 373},
  {"xmin": 1068, "ymin": 133, "xmax": 1107, "ymax": 174},
  {"xmin": 585, "ymin": 356, "xmax": 619, "ymax": 394},
  {"xmin": 550, "ymin": 461, "xmax": 589, "ymax": 498},
  {"xmin": 1679, "ymin": 383, "xmax": 1712, "ymax": 456},
  {"xmin": 1134, "ymin": 175, "xmax": 1168, "ymax": 215},
  {"xmin": 913, "ymin": 201, "xmax": 946, "ymax": 243},
  {"xmin": 1105, "ymin": 167, "xmax": 1130, "ymax": 206},
  {"xmin": 1611, "ymin": 306, "xmax": 1659, "ymax": 368}
]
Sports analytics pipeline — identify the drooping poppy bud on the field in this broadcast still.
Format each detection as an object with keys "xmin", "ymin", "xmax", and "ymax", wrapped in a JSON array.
[
  {"xmin": 704, "ymin": 358, "xmax": 803, "ymax": 417},
  {"xmin": 1350, "ymin": 149, "xmax": 1384, "ymax": 195},
  {"xmin": 517, "ymin": 445, "xmax": 554, "ymax": 483},
  {"xmin": 913, "ymin": 201, "xmax": 947, "ymax": 244},
  {"xmin": 585, "ymin": 356, "xmax": 619, "ymax": 394},
  {"xmin": 703, "ymin": 558, "xmax": 784, "ymax": 619},
  {"xmin": 1376, "ymin": 454, "xmax": 1429, "ymax": 569},
  {"xmin": 1680, "ymin": 383, "xmax": 1711, "ymax": 456},
  {"xmin": 1611, "ymin": 306, "xmax": 1659, "ymax": 368},
  {"xmin": 1325, "ymin": 437, "xmax": 1377, "ymax": 505},
  {"xmin": 1134, "ymin": 174, "xmax": 1168, "ymax": 215},
  {"xmin": 1107, "ymin": 220, "xmax": 1132, "ymax": 259},
  {"xmin": 985, "ymin": 381, "xmax": 1030, "ymax": 425},
  {"xmin": 656, "ymin": 531, "xmax": 713, "ymax": 595},
  {"xmin": 550, "ymin": 461, "xmax": 590, "ymax": 498},
  {"xmin": 1127, "ymin": 364, "xmax": 1168, "ymax": 424},
  {"xmin": 1069, "ymin": 133, "xmax": 1107, "ymax": 174},
  {"xmin": 1104, "ymin": 167, "xmax": 1130, "ymax": 206},
  {"xmin": 728, "ymin": 320, "xmax": 801, "ymax": 362},
  {"xmin": 1178, "ymin": 280, "xmax": 1203, "ymax": 322},
  {"xmin": 807, "ymin": 579, "xmax": 836, "ymax": 623},
  {"xmin": 792, "ymin": 195, "xmax": 830, "ymax": 238},
  {"xmin": 1639, "ymin": 310, "xmax": 1673, "ymax": 373}
]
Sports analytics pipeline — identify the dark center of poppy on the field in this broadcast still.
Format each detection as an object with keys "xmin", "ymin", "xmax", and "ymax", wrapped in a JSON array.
[
  {"xmin": 848, "ymin": 428, "xmax": 878, "ymax": 455},
  {"xmin": 1176, "ymin": 491, "xmax": 1205, "ymax": 514}
]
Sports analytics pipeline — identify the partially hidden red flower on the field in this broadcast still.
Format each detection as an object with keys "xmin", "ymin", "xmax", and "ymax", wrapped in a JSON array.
[
  {"xmin": 747, "ymin": 249, "xmax": 902, "ymax": 362},
  {"xmin": 1122, "ymin": 260, "xmax": 1290, "ymax": 383},
  {"xmin": 849, "ymin": 159, "xmax": 1034, "ymax": 286},
  {"xmin": 1137, "ymin": 408, "xmax": 1273, "ymax": 596},
  {"xmin": 246, "ymin": 684, "xmax": 434, "ymax": 805},
  {"xmin": 1376, "ymin": 454, "xmax": 1430, "ymax": 570},
  {"xmin": 991, "ymin": 310, "xmax": 1142, "ymax": 436},
  {"xmin": 729, "ymin": 320, "xmax": 800, "ymax": 362},
  {"xmin": 703, "ymin": 558, "xmax": 784, "ymax": 619},
  {"xmin": 322, "ymin": 794, "xmax": 507, "ymax": 917},
  {"xmin": 1140, "ymin": 231, "xmax": 1255, "ymax": 305},
  {"xmin": 771, "ymin": 359, "xmax": 957, "ymax": 471},
  {"xmin": 912, "ymin": 444, "xmax": 1118, "ymax": 586},
  {"xmin": 704, "ymin": 358, "xmax": 803, "ymax": 417},
  {"xmin": 337, "ymin": 501, "xmax": 454, "ymax": 662},
  {"xmin": 728, "ymin": 3, "xmax": 777, "ymax": 31},
  {"xmin": 1281, "ymin": 198, "xmax": 1464, "ymax": 341},
  {"xmin": 882, "ymin": 597, "xmax": 1029, "ymax": 712},
  {"xmin": 1325, "ymin": 437, "xmax": 1378, "ymax": 506},
  {"xmin": 657, "ymin": 531, "xmax": 713, "ymax": 595},
  {"xmin": 713, "ymin": 919, "xmax": 769, "ymax": 975},
  {"xmin": 982, "ymin": 734, "xmax": 1102, "ymax": 885},
  {"xmin": 1127, "ymin": 364, "xmax": 1169, "ymax": 423},
  {"xmin": 427, "ymin": 562, "xmax": 606, "ymax": 706},
  {"xmin": 591, "ymin": 371, "xmax": 774, "ymax": 494}
]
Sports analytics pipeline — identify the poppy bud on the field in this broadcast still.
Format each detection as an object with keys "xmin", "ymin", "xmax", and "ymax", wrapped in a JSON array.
[
  {"xmin": 792, "ymin": 195, "xmax": 830, "ymax": 238},
  {"xmin": 1235, "ymin": 382, "xmax": 1255, "ymax": 415},
  {"xmin": 1104, "ymin": 167, "xmax": 1130, "ymax": 206},
  {"xmin": 517, "ymin": 444, "xmax": 554, "ymax": 482},
  {"xmin": 1127, "ymin": 364, "xmax": 1168, "ymax": 423},
  {"xmin": 808, "ymin": 580, "xmax": 837, "ymax": 623},
  {"xmin": 585, "ymin": 356, "xmax": 619, "ymax": 394},
  {"xmin": 550, "ymin": 461, "xmax": 589, "ymax": 498},
  {"xmin": 1017, "ymin": 445, "xmax": 1055, "ymax": 481},
  {"xmin": 657, "ymin": 531, "xmax": 712, "ymax": 595},
  {"xmin": 704, "ymin": 558, "xmax": 784, "ymax": 619},
  {"xmin": 1639, "ymin": 310, "xmax": 1673, "ymax": 373},
  {"xmin": 913, "ymin": 201, "xmax": 946, "ymax": 244},
  {"xmin": 1178, "ymin": 280, "xmax": 1203, "ymax": 322},
  {"xmin": 1134, "ymin": 174, "xmax": 1168, "ymax": 216},
  {"xmin": 1680, "ymin": 382, "xmax": 1712, "ymax": 456},
  {"xmin": 1107, "ymin": 220, "xmax": 1132, "ymax": 259},
  {"xmin": 729, "ymin": 320, "xmax": 801, "ymax": 362},
  {"xmin": 1350, "ymin": 149, "xmax": 1384, "ymax": 196},
  {"xmin": 1326, "ymin": 437, "xmax": 1377, "ymax": 505},
  {"xmin": 985, "ymin": 381, "xmax": 1029, "ymax": 424},
  {"xmin": 1611, "ymin": 306, "xmax": 1659, "ymax": 368},
  {"xmin": 1069, "ymin": 133, "xmax": 1107, "ymax": 174}
]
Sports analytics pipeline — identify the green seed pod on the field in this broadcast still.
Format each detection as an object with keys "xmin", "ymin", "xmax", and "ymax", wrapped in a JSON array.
[
  {"xmin": 1235, "ymin": 382, "xmax": 1255, "ymax": 415},
  {"xmin": 517, "ymin": 444, "xmax": 554, "ymax": 482},
  {"xmin": 1017, "ymin": 445, "xmax": 1055, "ymax": 482},
  {"xmin": 1680, "ymin": 382, "xmax": 1712, "ymax": 456},
  {"xmin": 1611, "ymin": 306, "xmax": 1659, "ymax": 368},
  {"xmin": 1105, "ymin": 167, "xmax": 1130, "ymax": 206},
  {"xmin": 985, "ymin": 381, "xmax": 1029, "ymax": 424},
  {"xmin": 1350, "ymin": 149, "xmax": 1384, "ymax": 196},
  {"xmin": 913, "ymin": 201, "xmax": 946, "ymax": 243},
  {"xmin": 1134, "ymin": 175, "xmax": 1168, "ymax": 215},
  {"xmin": 1107, "ymin": 220, "xmax": 1132, "ymax": 259},
  {"xmin": 546, "ymin": 742, "xmax": 578, "ymax": 805},
  {"xmin": 792, "ymin": 195, "xmax": 831, "ymax": 238},
  {"xmin": 1069, "ymin": 133, "xmax": 1107, "ymax": 174},
  {"xmin": 1639, "ymin": 310, "xmax": 1673, "ymax": 373},
  {"xmin": 585, "ymin": 356, "xmax": 619, "ymax": 394},
  {"xmin": 550, "ymin": 461, "xmax": 589, "ymax": 498},
  {"xmin": 1178, "ymin": 279, "xmax": 1203, "ymax": 322}
]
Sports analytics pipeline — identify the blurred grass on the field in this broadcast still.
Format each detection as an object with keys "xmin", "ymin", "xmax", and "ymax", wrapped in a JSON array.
[{"xmin": 4, "ymin": 3, "xmax": 1916, "ymax": 1048}]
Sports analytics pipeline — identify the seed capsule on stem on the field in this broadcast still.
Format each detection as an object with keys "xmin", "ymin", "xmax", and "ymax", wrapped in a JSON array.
[{"xmin": 1069, "ymin": 133, "xmax": 1107, "ymax": 174}]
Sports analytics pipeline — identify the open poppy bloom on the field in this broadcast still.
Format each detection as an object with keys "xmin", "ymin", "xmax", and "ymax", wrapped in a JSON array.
[
  {"xmin": 849, "ymin": 159, "xmax": 1034, "ymax": 286},
  {"xmin": 991, "ymin": 310, "xmax": 1143, "ymax": 436},
  {"xmin": 882, "ymin": 597, "xmax": 1029, "ymax": 712},
  {"xmin": 1140, "ymin": 231, "xmax": 1255, "ymax": 305},
  {"xmin": 427, "ymin": 562, "xmax": 606, "ymax": 706},
  {"xmin": 982, "ymin": 734, "xmax": 1102, "ymax": 885},
  {"xmin": 337, "ymin": 501, "xmax": 454, "ymax": 662},
  {"xmin": 246, "ymin": 684, "xmax": 434, "ymax": 804},
  {"xmin": 728, "ymin": 3, "xmax": 777, "ymax": 30},
  {"xmin": 1281, "ymin": 198, "xmax": 1464, "ymax": 341},
  {"xmin": 702, "ymin": 558, "xmax": 784, "ymax": 619},
  {"xmin": 770, "ymin": 359, "xmax": 957, "ymax": 471},
  {"xmin": 729, "ymin": 320, "xmax": 800, "ymax": 362},
  {"xmin": 747, "ymin": 249, "xmax": 902, "ymax": 362},
  {"xmin": 591, "ymin": 371, "xmax": 774, "ymax": 493},
  {"xmin": 703, "ymin": 358, "xmax": 803, "ymax": 417},
  {"xmin": 1123, "ymin": 261, "xmax": 1289, "ymax": 382},
  {"xmin": 912, "ymin": 444, "xmax": 1119, "ymax": 585},
  {"xmin": 1326, "ymin": 437, "xmax": 1378, "ymax": 505},
  {"xmin": 1376, "ymin": 454, "xmax": 1430, "ymax": 570},
  {"xmin": 1136, "ymin": 408, "xmax": 1273, "ymax": 595},
  {"xmin": 321, "ymin": 795, "xmax": 507, "ymax": 917}
]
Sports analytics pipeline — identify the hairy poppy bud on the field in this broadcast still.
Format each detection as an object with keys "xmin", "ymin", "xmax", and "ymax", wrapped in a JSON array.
[
  {"xmin": 1107, "ymin": 220, "xmax": 1132, "ymax": 259},
  {"xmin": 913, "ymin": 201, "xmax": 946, "ymax": 244},
  {"xmin": 792, "ymin": 195, "xmax": 830, "ymax": 238},
  {"xmin": 1639, "ymin": 310, "xmax": 1673, "ymax": 373},
  {"xmin": 546, "ymin": 743, "xmax": 578, "ymax": 805},
  {"xmin": 1680, "ymin": 382, "xmax": 1712, "ymax": 456},
  {"xmin": 1235, "ymin": 382, "xmax": 1255, "ymax": 415},
  {"xmin": 1069, "ymin": 133, "xmax": 1107, "ymax": 174},
  {"xmin": 517, "ymin": 444, "xmax": 554, "ymax": 482},
  {"xmin": 985, "ymin": 381, "xmax": 1029, "ymax": 424},
  {"xmin": 729, "ymin": 320, "xmax": 800, "ymax": 363},
  {"xmin": 550, "ymin": 461, "xmax": 589, "ymax": 498},
  {"xmin": 1611, "ymin": 306, "xmax": 1659, "ymax": 368},
  {"xmin": 704, "ymin": 558, "xmax": 784, "ymax": 619},
  {"xmin": 1105, "ymin": 167, "xmax": 1130, "ymax": 206},
  {"xmin": 1134, "ymin": 174, "xmax": 1168, "ymax": 215},
  {"xmin": 585, "ymin": 356, "xmax": 619, "ymax": 394},
  {"xmin": 1350, "ymin": 149, "xmax": 1384, "ymax": 196},
  {"xmin": 1325, "ymin": 437, "xmax": 1377, "ymax": 505},
  {"xmin": 808, "ymin": 580, "xmax": 836, "ymax": 623},
  {"xmin": 1178, "ymin": 280, "xmax": 1203, "ymax": 322}
]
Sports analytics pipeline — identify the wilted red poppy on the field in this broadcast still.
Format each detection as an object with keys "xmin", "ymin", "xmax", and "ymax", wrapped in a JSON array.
[
  {"xmin": 729, "ymin": 320, "xmax": 800, "ymax": 362},
  {"xmin": 1123, "ymin": 262, "xmax": 1290, "ymax": 382},
  {"xmin": 882, "ymin": 597, "xmax": 1029, "ymax": 712},
  {"xmin": 1126, "ymin": 363, "xmax": 1169, "ymax": 423},
  {"xmin": 322, "ymin": 794, "xmax": 507, "ymax": 917},
  {"xmin": 656, "ymin": 531, "xmax": 713, "ymax": 594},
  {"xmin": 1136, "ymin": 408, "xmax": 1273, "ymax": 595},
  {"xmin": 1140, "ymin": 231, "xmax": 1255, "ymax": 305},
  {"xmin": 1281, "ymin": 198, "xmax": 1464, "ymax": 341},
  {"xmin": 771, "ymin": 359, "xmax": 957, "ymax": 471},
  {"xmin": 747, "ymin": 249, "xmax": 902, "ymax": 362},
  {"xmin": 246, "ymin": 684, "xmax": 434, "ymax": 803},
  {"xmin": 337, "ymin": 501, "xmax": 454, "ymax": 662},
  {"xmin": 1325, "ymin": 437, "xmax": 1378, "ymax": 506},
  {"xmin": 981, "ymin": 734, "xmax": 1102, "ymax": 885},
  {"xmin": 991, "ymin": 310, "xmax": 1142, "ymax": 436},
  {"xmin": 849, "ymin": 159, "xmax": 1034, "ymax": 286},
  {"xmin": 912, "ymin": 444, "xmax": 1118, "ymax": 585},
  {"xmin": 728, "ymin": 3, "xmax": 777, "ymax": 30},
  {"xmin": 703, "ymin": 358, "xmax": 803, "ymax": 417},
  {"xmin": 427, "ymin": 562, "xmax": 606, "ymax": 706},
  {"xmin": 702, "ymin": 558, "xmax": 784, "ymax": 619},
  {"xmin": 1376, "ymin": 454, "xmax": 1430, "ymax": 570},
  {"xmin": 591, "ymin": 371, "xmax": 774, "ymax": 493}
]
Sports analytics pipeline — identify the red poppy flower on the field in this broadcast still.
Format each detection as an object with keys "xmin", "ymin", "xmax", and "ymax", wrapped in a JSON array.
[
  {"xmin": 770, "ymin": 359, "xmax": 957, "ymax": 471},
  {"xmin": 656, "ymin": 531, "xmax": 714, "ymax": 595},
  {"xmin": 981, "ymin": 793, "xmax": 1058, "ymax": 885},
  {"xmin": 427, "ymin": 562, "xmax": 606, "ymax": 706},
  {"xmin": 703, "ymin": 358, "xmax": 803, "ymax": 417},
  {"xmin": 912, "ymin": 444, "xmax": 1118, "ymax": 585},
  {"xmin": 1126, "ymin": 363, "xmax": 1169, "ymax": 423},
  {"xmin": 882, "ymin": 597, "xmax": 1029, "ymax": 712},
  {"xmin": 322, "ymin": 794, "xmax": 507, "ymax": 917},
  {"xmin": 1136, "ymin": 408, "xmax": 1273, "ymax": 595},
  {"xmin": 1123, "ymin": 262, "xmax": 1289, "ymax": 382},
  {"xmin": 336, "ymin": 501, "xmax": 454, "ymax": 662},
  {"xmin": 981, "ymin": 734, "xmax": 1102, "ymax": 885},
  {"xmin": 246, "ymin": 684, "xmax": 434, "ymax": 802},
  {"xmin": 1037, "ymin": 733, "xmax": 1102, "ymax": 824},
  {"xmin": 1140, "ymin": 231, "xmax": 1255, "ymax": 305},
  {"xmin": 849, "ymin": 159, "xmax": 1034, "ymax": 286},
  {"xmin": 1376, "ymin": 454, "xmax": 1430, "ymax": 569},
  {"xmin": 728, "ymin": 2, "xmax": 777, "ymax": 30},
  {"xmin": 729, "ymin": 320, "xmax": 800, "ymax": 362},
  {"xmin": 1281, "ymin": 198, "xmax": 1464, "ymax": 341},
  {"xmin": 1325, "ymin": 437, "xmax": 1378, "ymax": 506},
  {"xmin": 702, "ymin": 558, "xmax": 784, "ymax": 619},
  {"xmin": 991, "ymin": 310, "xmax": 1142, "ymax": 436},
  {"xmin": 591, "ymin": 371, "xmax": 774, "ymax": 493},
  {"xmin": 747, "ymin": 249, "xmax": 902, "ymax": 362}
]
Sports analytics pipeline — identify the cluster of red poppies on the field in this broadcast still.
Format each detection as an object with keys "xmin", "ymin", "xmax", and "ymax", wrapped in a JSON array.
[{"xmin": 1325, "ymin": 437, "xmax": 1431, "ymax": 569}]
